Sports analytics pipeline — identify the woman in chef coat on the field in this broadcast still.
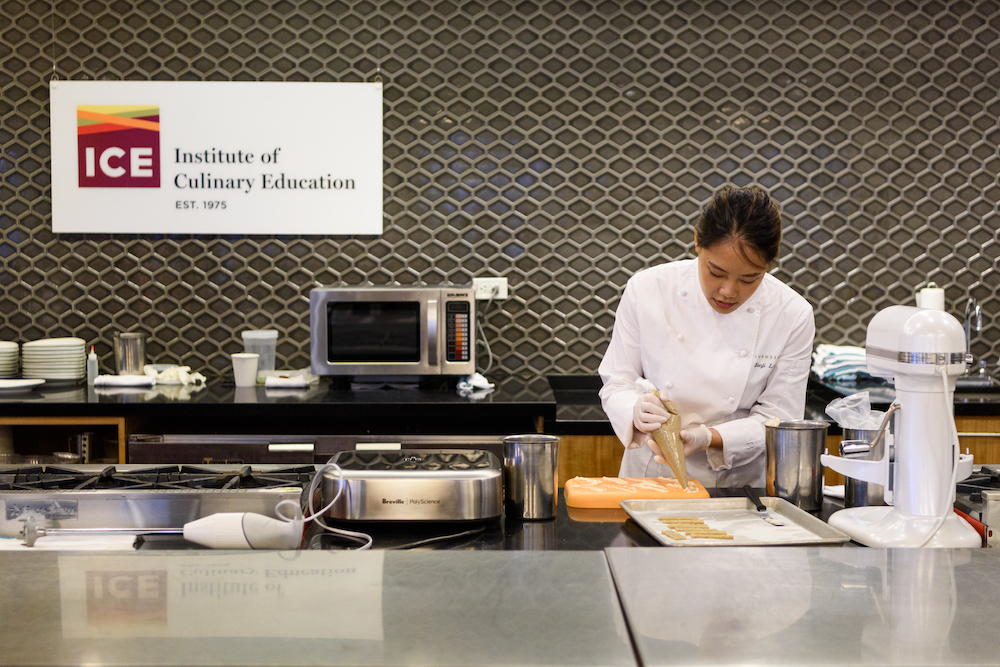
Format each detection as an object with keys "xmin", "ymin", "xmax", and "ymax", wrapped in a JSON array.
[{"xmin": 598, "ymin": 185, "xmax": 815, "ymax": 487}]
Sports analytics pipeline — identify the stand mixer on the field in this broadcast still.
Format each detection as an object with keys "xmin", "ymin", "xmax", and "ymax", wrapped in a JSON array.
[{"xmin": 822, "ymin": 305, "xmax": 981, "ymax": 547}]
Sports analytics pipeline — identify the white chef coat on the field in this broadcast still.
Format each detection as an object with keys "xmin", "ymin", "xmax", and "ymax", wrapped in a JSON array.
[{"xmin": 598, "ymin": 259, "xmax": 815, "ymax": 487}]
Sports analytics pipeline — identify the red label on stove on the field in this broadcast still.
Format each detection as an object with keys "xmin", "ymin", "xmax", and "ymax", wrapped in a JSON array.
[{"xmin": 86, "ymin": 570, "xmax": 167, "ymax": 626}]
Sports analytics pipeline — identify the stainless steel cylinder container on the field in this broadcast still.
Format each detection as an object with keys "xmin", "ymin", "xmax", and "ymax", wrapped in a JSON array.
[
  {"xmin": 842, "ymin": 428, "xmax": 888, "ymax": 508},
  {"xmin": 503, "ymin": 434, "xmax": 560, "ymax": 521},
  {"xmin": 765, "ymin": 420, "xmax": 829, "ymax": 512}
]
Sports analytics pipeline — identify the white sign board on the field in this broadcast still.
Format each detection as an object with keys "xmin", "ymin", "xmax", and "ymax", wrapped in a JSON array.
[{"xmin": 50, "ymin": 80, "xmax": 383, "ymax": 235}]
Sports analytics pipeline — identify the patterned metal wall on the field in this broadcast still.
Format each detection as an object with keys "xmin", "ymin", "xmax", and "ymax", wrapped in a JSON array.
[{"xmin": 2, "ymin": 0, "xmax": 998, "ymax": 378}]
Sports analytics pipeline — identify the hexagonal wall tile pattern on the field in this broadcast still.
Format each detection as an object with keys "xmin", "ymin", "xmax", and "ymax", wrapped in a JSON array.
[{"xmin": 1, "ymin": 1, "xmax": 998, "ymax": 378}]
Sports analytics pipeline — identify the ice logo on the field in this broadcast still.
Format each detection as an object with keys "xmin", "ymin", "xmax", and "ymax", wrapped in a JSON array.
[{"xmin": 77, "ymin": 105, "xmax": 160, "ymax": 188}]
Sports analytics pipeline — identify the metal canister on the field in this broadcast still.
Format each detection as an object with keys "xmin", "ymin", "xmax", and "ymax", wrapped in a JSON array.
[
  {"xmin": 842, "ymin": 427, "xmax": 888, "ymax": 508},
  {"xmin": 765, "ymin": 420, "xmax": 829, "ymax": 511},
  {"xmin": 503, "ymin": 434, "xmax": 560, "ymax": 521}
]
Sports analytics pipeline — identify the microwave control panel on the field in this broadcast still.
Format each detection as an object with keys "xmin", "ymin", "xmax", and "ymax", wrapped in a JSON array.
[{"xmin": 445, "ymin": 301, "xmax": 471, "ymax": 362}]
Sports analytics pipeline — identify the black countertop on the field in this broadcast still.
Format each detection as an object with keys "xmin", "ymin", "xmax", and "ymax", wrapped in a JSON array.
[
  {"xmin": 2, "ymin": 373, "xmax": 997, "ymax": 439},
  {"xmin": 128, "ymin": 491, "xmax": 658, "ymax": 552},
  {"xmin": 0, "ymin": 374, "xmax": 557, "ymax": 435},
  {"xmin": 290, "ymin": 492, "xmax": 659, "ymax": 551},
  {"xmin": 546, "ymin": 375, "xmax": 615, "ymax": 435},
  {"xmin": 546, "ymin": 374, "xmax": 1000, "ymax": 436},
  {"xmin": 136, "ymin": 488, "xmax": 845, "ymax": 552},
  {"xmin": 805, "ymin": 374, "xmax": 1000, "ymax": 427}
]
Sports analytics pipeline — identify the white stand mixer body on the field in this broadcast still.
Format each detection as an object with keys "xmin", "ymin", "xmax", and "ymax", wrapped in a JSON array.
[
  {"xmin": 893, "ymin": 381, "xmax": 956, "ymax": 518},
  {"xmin": 825, "ymin": 306, "xmax": 981, "ymax": 548}
]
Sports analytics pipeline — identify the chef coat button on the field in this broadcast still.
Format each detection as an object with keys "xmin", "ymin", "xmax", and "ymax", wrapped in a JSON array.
[
  {"xmin": 728, "ymin": 397, "xmax": 735, "ymax": 404},
  {"xmin": 680, "ymin": 290, "xmax": 687, "ymax": 297},
  {"xmin": 748, "ymin": 306, "xmax": 755, "ymax": 313},
  {"xmin": 665, "ymin": 382, "xmax": 673, "ymax": 389},
  {"xmin": 677, "ymin": 334, "xmax": 684, "ymax": 342},
  {"xmin": 740, "ymin": 350, "xmax": 747, "ymax": 357}
]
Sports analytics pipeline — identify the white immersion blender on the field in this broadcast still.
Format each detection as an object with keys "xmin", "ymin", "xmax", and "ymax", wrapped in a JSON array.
[{"xmin": 822, "ymin": 305, "xmax": 981, "ymax": 548}]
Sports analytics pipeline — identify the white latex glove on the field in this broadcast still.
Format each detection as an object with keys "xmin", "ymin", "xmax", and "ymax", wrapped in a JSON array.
[
  {"xmin": 647, "ymin": 435, "xmax": 666, "ymax": 465},
  {"xmin": 633, "ymin": 392, "xmax": 669, "ymax": 433},
  {"xmin": 680, "ymin": 424, "xmax": 713, "ymax": 456}
]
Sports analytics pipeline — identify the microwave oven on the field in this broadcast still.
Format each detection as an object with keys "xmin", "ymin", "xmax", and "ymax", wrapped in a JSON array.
[{"xmin": 310, "ymin": 285, "xmax": 476, "ymax": 378}]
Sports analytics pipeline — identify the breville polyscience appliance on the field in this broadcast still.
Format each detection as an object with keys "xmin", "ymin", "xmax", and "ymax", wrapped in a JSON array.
[
  {"xmin": 822, "ymin": 306, "xmax": 981, "ymax": 547},
  {"xmin": 319, "ymin": 449, "xmax": 502, "ymax": 521}
]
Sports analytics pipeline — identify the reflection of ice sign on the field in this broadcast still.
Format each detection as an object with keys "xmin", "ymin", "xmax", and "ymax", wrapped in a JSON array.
[
  {"xmin": 86, "ymin": 570, "xmax": 168, "ymax": 627},
  {"xmin": 58, "ymin": 551, "xmax": 385, "ymax": 641}
]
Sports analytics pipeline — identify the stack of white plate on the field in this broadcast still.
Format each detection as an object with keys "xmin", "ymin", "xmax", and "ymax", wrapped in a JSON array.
[
  {"xmin": 21, "ymin": 337, "xmax": 86, "ymax": 382},
  {"xmin": 0, "ymin": 342, "xmax": 17, "ymax": 378}
]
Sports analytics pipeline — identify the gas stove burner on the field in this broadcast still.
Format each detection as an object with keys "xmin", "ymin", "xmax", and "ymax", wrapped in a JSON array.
[
  {"xmin": 957, "ymin": 465, "xmax": 1000, "ymax": 502},
  {"xmin": 334, "ymin": 450, "xmax": 496, "ymax": 472},
  {"xmin": 0, "ymin": 463, "xmax": 314, "ymax": 537},
  {"xmin": 0, "ymin": 464, "xmax": 315, "ymax": 492}
]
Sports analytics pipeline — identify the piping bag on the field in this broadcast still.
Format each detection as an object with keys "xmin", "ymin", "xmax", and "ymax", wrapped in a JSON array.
[{"xmin": 636, "ymin": 380, "xmax": 689, "ymax": 488}]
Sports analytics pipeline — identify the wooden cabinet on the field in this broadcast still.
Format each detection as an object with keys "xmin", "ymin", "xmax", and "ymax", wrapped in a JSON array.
[
  {"xmin": 0, "ymin": 416, "xmax": 128, "ymax": 463},
  {"xmin": 955, "ymin": 416, "xmax": 1000, "ymax": 463},
  {"xmin": 824, "ymin": 434, "xmax": 847, "ymax": 485},
  {"xmin": 556, "ymin": 435, "xmax": 623, "ymax": 487}
]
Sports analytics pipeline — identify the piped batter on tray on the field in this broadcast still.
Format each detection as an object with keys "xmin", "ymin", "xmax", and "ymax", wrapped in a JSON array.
[{"xmin": 658, "ymin": 516, "xmax": 734, "ymax": 540}]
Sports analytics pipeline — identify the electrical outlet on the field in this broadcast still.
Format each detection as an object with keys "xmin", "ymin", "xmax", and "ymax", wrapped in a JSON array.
[{"xmin": 472, "ymin": 277, "xmax": 508, "ymax": 300}]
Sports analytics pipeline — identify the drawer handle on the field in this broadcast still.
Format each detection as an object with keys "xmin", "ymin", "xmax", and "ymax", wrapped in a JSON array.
[
  {"xmin": 267, "ymin": 443, "xmax": 314, "ymax": 452},
  {"xmin": 356, "ymin": 442, "xmax": 402, "ymax": 450},
  {"xmin": 957, "ymin": 433, "xmax": 1000, "ymax": 438}
]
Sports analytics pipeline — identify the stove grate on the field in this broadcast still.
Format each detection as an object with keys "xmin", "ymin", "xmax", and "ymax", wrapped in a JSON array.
[
  {"xmin": 0, "ymin": 464, "xmax": 314, "ymax": 492},
  {"xmin": 332, "ymin": 450, "xmax": 496, "ymax": 472}
]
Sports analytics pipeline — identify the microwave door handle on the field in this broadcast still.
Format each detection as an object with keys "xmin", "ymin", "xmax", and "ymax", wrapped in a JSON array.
[{"xmin": 427, "ymin": 299, "xmax": 438, "ymax": 366}]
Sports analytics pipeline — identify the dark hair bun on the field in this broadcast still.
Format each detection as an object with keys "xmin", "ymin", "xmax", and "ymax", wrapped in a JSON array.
[{"xmin": 695, "ymin": 185, "xmax": 782, "ymax": 267}]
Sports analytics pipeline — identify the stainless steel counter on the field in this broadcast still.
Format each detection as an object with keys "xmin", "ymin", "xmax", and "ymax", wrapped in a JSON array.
[
  {"xmin": 4, "ymin": 544, "xmax": 1000, "ymax": 666},
  {"xmin": 607, "ymin": 546, "xmax": 1000, "ymax": 666},
  {"xmin": 0, "ymin": 549, "xmax": 637, "ymax": 667}
]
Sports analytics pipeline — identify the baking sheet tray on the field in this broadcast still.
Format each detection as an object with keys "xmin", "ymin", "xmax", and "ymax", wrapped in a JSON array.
[{"xmin": 620, "ymin": 497, "xmax": 850, "ymax": 546}]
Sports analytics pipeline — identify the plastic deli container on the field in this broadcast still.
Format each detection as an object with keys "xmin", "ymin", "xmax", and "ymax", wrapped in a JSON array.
[{"xmin": 241, "ymin": 330, "xmax": 278, "ymax": 372}]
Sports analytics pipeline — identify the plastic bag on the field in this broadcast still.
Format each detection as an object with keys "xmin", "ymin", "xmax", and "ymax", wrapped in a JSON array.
[{"xmin": 825, "ymin": 391, "xmax": 883, "ymax": 430}]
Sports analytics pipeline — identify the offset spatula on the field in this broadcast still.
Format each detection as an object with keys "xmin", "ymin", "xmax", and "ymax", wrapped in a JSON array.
[{"xmin": 743, "ymin": 485, "xmax": 784, "ymax": 526}]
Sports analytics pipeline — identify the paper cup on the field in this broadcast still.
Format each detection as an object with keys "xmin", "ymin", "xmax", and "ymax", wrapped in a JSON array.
[{"xmin": 232, "ymin": 352, "xmax": 259, "ymax": 387}]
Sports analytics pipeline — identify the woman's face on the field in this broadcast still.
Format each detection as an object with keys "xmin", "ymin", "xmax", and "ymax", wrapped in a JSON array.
[{"xmin": 695, "ymin": 237, "xmax": 767, "ymax": 314}]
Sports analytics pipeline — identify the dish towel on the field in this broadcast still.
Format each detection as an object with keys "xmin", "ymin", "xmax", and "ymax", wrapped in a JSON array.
[
  {"xmin": 94, "ymin": 375, "xmax": 155, "ymax": 387},
  {"xmin": 264, "ymin": 376, "xmax": 310, "ymax": 388},
  {"xmin": 457, "ymin": 372, "xmax": 495, "ymax": 398},
  {"xmin": 811, "ymin": 344, "xmax": 869, "ymax": 381}
]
